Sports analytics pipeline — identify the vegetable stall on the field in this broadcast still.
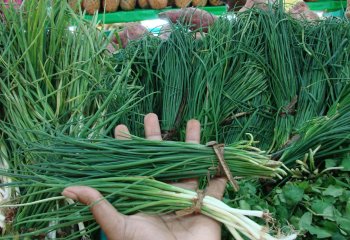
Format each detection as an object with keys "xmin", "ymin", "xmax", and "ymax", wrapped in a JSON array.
[{"xmin": 0, "ymin": 0, "xmax": 350, "ymax": 239}]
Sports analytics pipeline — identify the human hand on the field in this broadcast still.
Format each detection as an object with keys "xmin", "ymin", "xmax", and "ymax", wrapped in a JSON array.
[{"xmin": 62, "ymin": 113, "xmax": 227, "ymax": 240}]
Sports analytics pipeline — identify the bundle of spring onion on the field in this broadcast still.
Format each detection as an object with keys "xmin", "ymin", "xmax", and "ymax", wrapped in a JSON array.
[
  {"xmin": 0, "ymin": 123, "xmax": 287, "ymax": 239},
  {"xmin": 11, "ymin": 131, "xmax": 286, "ymax": 181},
  {"xmin": 0, "ymin": 175, "xmax": 296, "ymax": 240},
  {"xmin": 280, "ymin": 87, "xmax": 350, "ymax": 166}
]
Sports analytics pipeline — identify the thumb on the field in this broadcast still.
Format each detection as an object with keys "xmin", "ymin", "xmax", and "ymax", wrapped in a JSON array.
[{"xmin": 62, "ymin": 186, "xmax": 126, "ymax": 240}]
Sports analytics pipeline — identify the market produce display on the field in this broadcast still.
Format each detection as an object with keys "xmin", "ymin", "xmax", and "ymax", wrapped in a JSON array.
[
  {"xmin": 0, "ymin": 0, "xmax": 350, "ymax": 239},
  {"xmin": 69, "ymin": 0, "xmax": 223, "ymax": 12}
]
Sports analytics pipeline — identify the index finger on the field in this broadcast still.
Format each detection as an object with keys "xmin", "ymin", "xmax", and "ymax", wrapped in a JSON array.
[
  {"xmin": 172, "ymin": 119, "xmax": 201, "ymax": 191},
  {"xmin": 144, "ymin": 113, "xmax": 162, "ymax": 141},
  {"xmin": 185, "ymin": 119, "xmax": 200, "ymax": 144},
  {"xmin": 114, "ymin": 124, "xmax": 131, "ymax": 140}
]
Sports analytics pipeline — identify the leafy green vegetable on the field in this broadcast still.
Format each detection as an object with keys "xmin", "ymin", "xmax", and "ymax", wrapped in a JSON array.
[
  {"xmin": 282, "ymin": 184, "xmax": 304, "ymax": 206},
  {"xmin": 323, "ymin": 185, "xmax": 344, "ymax": 197}
]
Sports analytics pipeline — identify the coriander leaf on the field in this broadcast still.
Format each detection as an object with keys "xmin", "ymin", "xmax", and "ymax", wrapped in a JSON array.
[
  {"xmin": 340, "ymin": 157, "xmax": 350, "ymax": 171},
  {"xmin": 323, "ymin": 205, "xmax": 336, "ymax": 221},
  {"xmin": 298, "ymin": 181, "xmax": 310, "ymax": 190},
  {"xmin": 339, "ymin": 190, "xmax": 350, "ymax": 202},
  {"xmin": 239, "ymin": 200, "xmax": 251, "ymax": 210},
  {"xmin": 312, "ymin": 199, "xmax": 332, "ymax": 215},
  {"xmin": 323, "ymin": 185, "xmax": 344, "ymax": 197},
  {"xmin": 283, "ymin": 184, "xmax": 304, "ymax": 206},
  {"xmin": 336, "ymin": 217, "xmax": 350, "ymax": 234},
  {"xmin": 346, "ymin": 199, "xmax": 350, "ymax": 217},
  {"xmin": 320, "ymin": 220, "xmax": 338, "ymax": 233},
  {"xmin": 308, "ymin": 225, "xmax": 332, "ymax": 238},
  {"xmin": 276, "ymin": 205, "xmax": 289, "ymax": 221},
  {"xmin": 331, "ymin": 232, "xmax": 348, "ymax": 240},
  {"xmin": 299, "ymin": 212, "xmax": 312, "ymax": 230}
]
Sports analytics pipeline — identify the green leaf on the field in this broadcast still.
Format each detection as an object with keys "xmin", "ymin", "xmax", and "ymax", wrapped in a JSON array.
[
  {"xmin": 290, "ymin": 215, "xmax": 300, "ymax": 227},
  {"xmin": 298, "ymin": 181, "xmax": 310, "ymax": 190},
  {"xmin": 299, "ymin": 212, "xmax": 312, "ymax": 230},
  {"xmin": 340, "ymin": 157, "xmax": 350, "ymax": 171},
  {"xmin": 323, "ymin": 205, "xmax": 336, "ymax": 221},
  {"xmin": 346, "ymin": 199, "xmax": 350, "ymax": 217},
  {"xmin": 304, "ymin": 194, "xmax": 311, "ymax": 201},
  {"xmin": 323, "ymin": 185, "xmax": 344, "ymax": 197},
  {"xmin": 332, "ymin": 232, "xmax": 348, "ymax": 240},
  {"xmin": 309, "ymin": 225, "xmax": 332, "ymax": 238},
  {"xmin": 239, "ymin": 200, "xmax": 251, "ymax": 210},
  {"xmin": 283, "ymin": 184, "xmax": 304, "ymax": 206},
  {"xmin": 320, "ymin": 220, "xmax": 338, "ymax": 233},
  {"xmin": 337, "ymin": 217, "xmax": 350, "ymax": 234},
  {"xmin": 276, "ymin": 205, "xmax": 289, "ymax": 221},
  {"xmin": 340, "ymin": 190, "xmax": 350, "ymax": 202},
  {"xmin": 312, "ymin": 199, "xmax": 332, "ymax": 214}
]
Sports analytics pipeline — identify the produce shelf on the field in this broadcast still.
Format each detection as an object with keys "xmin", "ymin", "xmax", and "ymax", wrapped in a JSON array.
[
  {"xmin": 83, "ymin": 0, "xmax": 348, "ymax": 24},
  {"xmin": 84, "ymin": 6, "xmax": 226, "ymax": 23},
  {"xmin": 306, "ymin": 0, "xmax": 347, "ymax": 12}
]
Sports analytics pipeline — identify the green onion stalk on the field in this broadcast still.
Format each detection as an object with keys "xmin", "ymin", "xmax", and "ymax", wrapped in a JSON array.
[
  {"xmin": 293, "ymin": 23, "xmax": 331, "ymax": 128},
  {"xmin": 0, "ymin": 175, "xmax": 297, "ymax": 240},
  {"xmin": 156, "ymin": 27, "xmax": 194, "ymax": 137},
  {"xmin": 116, "ymin": 36, "xmax": 162, "ymax": 137},
  {"xmin": 259, "ymin": 10, "xmax": 301, "ymax": 151},
  {"xmin": 184, "ymin": 17, "xmax": 272, "ymax": 143},
  {"xmin": 0, "ymin": 140, "xmax": 19, "ymax": 233},
  {"xmin": 280, "ymin": 88, "xmax": 350, "ymax": 166},
  {"xmin": 11, "ymin": 131, "xmax": 287, "ymax": 181},
  {"xmin": 0, "ymin": 0, "xmax": 141, "ymax": 152},
  {"xmin": 323, "ymin": 20, "xmax": 350, "ymax": 105}
]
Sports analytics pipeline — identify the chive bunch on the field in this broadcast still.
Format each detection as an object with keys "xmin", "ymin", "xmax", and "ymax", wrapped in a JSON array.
[
  {"xmin": 123, "ymin": 4, "xmax": 350, "ymax": 162},
  {"xmin": 0, "ymin": 175, "xmax": 296, "ymax": 240},
  {"xmin": 12, "ymin": 132, "xmax": 286, "ymax": 180}
]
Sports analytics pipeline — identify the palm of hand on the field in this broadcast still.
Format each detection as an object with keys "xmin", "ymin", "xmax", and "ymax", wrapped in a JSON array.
[
  {"xmin": 122, "ymin": 178, "xmax": 224, "ymax": 240},
  {"xmin": 62, "ymin": 114, "xmax": 226, "ymax": 240},
  {"xmin": 125, "ymin": 206, "xmax": 221, "ymax": 240}
]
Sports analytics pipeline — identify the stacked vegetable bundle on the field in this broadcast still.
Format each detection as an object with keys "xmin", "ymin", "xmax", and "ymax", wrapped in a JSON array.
[{"xmin": 0, "ymin": 0, "xmax": 350, "ymax": 239}]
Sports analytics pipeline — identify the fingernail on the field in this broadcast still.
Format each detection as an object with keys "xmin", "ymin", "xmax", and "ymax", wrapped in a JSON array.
[{"xmin": 61, "ymin": 188, "xmax": 78, "ymax": 200}]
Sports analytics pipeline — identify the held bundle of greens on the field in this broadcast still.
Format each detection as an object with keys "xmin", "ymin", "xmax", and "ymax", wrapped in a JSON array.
[
  {"xmin": 0, "ymin": 176, "xmax": 296, "ymax": 240},
  {"xmin": 10, "ymin": 131, "xmax": 286, "ymax": 181}
]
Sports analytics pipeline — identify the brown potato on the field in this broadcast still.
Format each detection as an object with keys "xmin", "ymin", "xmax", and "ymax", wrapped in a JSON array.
[
  {"xmin": 120, "ymin": 0, "xmax": 136, "ymax": 10},
  {"xmin": 101, "ymin": 0, "xmax": 120, "ymax": 12},
  {"xmin": 68, "ymin": 0, "xmax": 82, "ymax": 12},
  {"xmin": 82, "ymin": 0, "xmax": 100, "ymax": 14},
  {"xmin": 208, "ymin": 0, "xmax": 223, "ymax": 6},
  {"xmin": 174, "ymin": 0, "xmax": 191, "ymax": 8},
  {"xmin": 149, "ymin": 0, "xmax": 168, "ymax": 9},
  {"xmin": 138, "ymin": 0, "xmax": 149, "ymax": 8},
  {"xmin": 192, "ymin": 0, "xmax": 207, "ymax": 7}
]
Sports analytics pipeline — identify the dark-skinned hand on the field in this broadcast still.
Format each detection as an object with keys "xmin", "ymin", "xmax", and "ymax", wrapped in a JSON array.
[{"xmin": 62, "ymin": 113, "xmax": 227, "ymax": 240}]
